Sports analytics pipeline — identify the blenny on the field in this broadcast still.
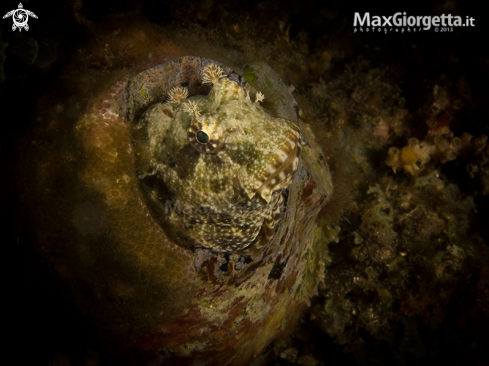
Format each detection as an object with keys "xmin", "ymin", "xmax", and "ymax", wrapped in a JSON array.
[{"xmin": 134, "ymin": 62, "xmax": 302, "ymax": 252}]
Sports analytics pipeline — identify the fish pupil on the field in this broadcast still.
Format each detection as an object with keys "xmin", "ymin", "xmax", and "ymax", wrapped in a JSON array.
[{"xmin": 197, "ymin": 131, "xmax": 210, "ymax": 144}]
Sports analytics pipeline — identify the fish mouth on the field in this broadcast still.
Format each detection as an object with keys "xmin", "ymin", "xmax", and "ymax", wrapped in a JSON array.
[
  {"xmin": 256, "ymin": 140, "xmax": 302, "ymax": 203},
  {"xmin": 233, "ymin": 127, "xmax": 302, "ymax": 204}
]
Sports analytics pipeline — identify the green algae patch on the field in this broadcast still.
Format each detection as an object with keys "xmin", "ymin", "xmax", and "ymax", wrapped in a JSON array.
[{"xmin": 243, "ymin": 72, "xmax": 258, "ymax": 83}]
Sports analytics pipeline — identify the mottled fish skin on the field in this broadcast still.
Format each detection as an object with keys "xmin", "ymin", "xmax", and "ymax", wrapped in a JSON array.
[{"xmin": 142, "ymin": 64, "xmax": 302, "ymax": 252}]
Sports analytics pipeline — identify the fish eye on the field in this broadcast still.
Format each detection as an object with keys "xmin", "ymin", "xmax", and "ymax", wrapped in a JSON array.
[
  {"xmin": 196, "ymin": 131, "xmax": 210, "ymax": 144},
  {"xmin": 188, "ymin": 120, "xmax": 223, "ymax": 154}
]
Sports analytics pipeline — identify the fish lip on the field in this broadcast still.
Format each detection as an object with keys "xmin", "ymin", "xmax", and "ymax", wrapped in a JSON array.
[
  {"xmin": 232, "ymin": 130, "xmax": 302, "ymax": 203},
  {"xmin": 256, "ymin": 143, "xmax": 301, "ymax": 202}
]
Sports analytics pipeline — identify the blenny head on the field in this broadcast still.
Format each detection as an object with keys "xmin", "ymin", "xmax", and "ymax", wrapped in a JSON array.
[{"xmin": 138, "ymin": 63, "xmax": 302, "ymax": 252}]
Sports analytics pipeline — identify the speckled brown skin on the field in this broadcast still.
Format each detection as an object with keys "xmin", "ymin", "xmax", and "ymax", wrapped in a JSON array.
[
  {"xmin": 135, "ymin": 61, "xmax": 303, "ymax": 253},
  {"xmin": 19, "ymin": 44, "xmax": 332, "ymax": 364}
]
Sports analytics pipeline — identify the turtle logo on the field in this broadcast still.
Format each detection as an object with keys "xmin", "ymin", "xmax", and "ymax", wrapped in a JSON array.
[{"xmin": 3, "ymin": 3, "xmax": 38, "ymax": 32}]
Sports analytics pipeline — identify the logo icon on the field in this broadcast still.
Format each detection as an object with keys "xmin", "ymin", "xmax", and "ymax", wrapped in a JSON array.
[{"xmin": 3, "ymin": 3, "xmax": 38, "ymax": 32}]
